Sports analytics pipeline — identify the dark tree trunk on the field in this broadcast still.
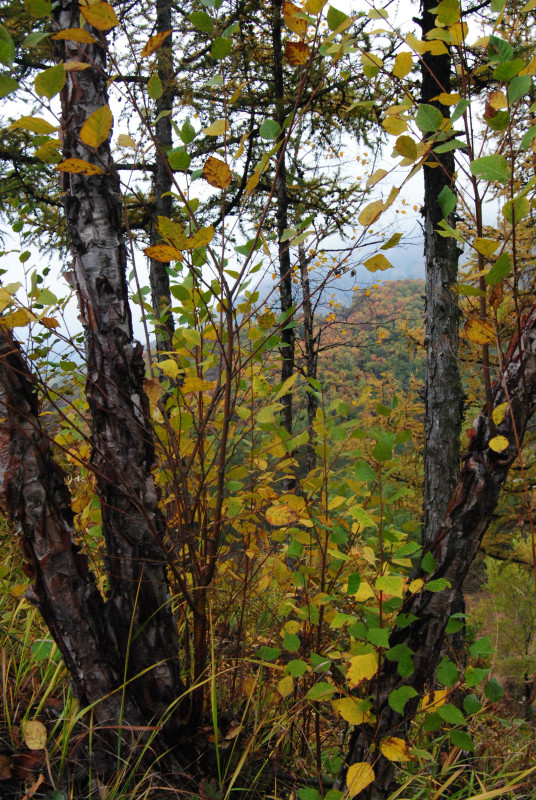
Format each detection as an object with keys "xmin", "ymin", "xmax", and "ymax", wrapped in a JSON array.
[
  {"xmin": 336, "ymin": 303, "xmax": 536, "ymax": 798},
  {"xmin": 299, "ymin": 243, "xmax": 318, "ymax": 473},
  {"xmin": 421, "ymin": 0, "xmax": 463, "ymax": 549},
  {"xmin": 272, "ymin": 0, "xmax": 295, "ymax": 436},
  {"xmin": 149, "ymin": 0, "xmax": 175, "ymax": 355}
]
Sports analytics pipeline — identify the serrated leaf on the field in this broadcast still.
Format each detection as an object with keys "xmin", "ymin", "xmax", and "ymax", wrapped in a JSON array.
[
  {"xmin": 186, "ymin": 225, "xmax": 214, "ymax": 249},
  {"xmin": 306, "ymin": 681, "xmax": 336, "ymax": 701},
  {"xmin": 141, "ymin": 30, "xmax": 171, "ymax": 58},
  {"xmin": 286, "ymin": 40, "xmax": 310, "ymax": 65},
  {"xmin": 508, "ymin": 74, "xmax": 531, "ymax": 104},
  {"xmin": 347, "ymin": 652, "xmax": 378, "ymax": 687},
  {"xmin": 438, "ymin": 703, "xmax": 466, "ymax": 725},
  {"xmin": 502, "ymin": 196, "xmax": 530, "ymax": 224},
  {"xmin": 55, "ymin": 158, "xmax": 104, "ymax": 175},
  {"xmin": 470, "ymin": 154, "xmax": 511, "ymax": 184},
  {"xmin": 168, "ymin": 147, "xmax": 190, "ymax": 172},
  {"xmin": 346, "ymin": 763, "xmax": 375, "ymax": 797},
  {"xmin": 80, "ymin": 104, "xmax": 113, "ymax": 148},
  {"xmin": 35, "ymin": 64, "xmax": 65, "ymax": 100},
  {"xmin": 211, "ymin": 37, "xmax": 232, "ymax": 59},
  {"xmin": 380, "ymin": 737, "xmax": 411, "ymax": 762},
  {"xmin": 388, "ymin": 686, "xmax": 418, "ymax": 714},
  {"xmin": 464, "ymin": 694, "xmax": 482, "ymax": 714},
  {"xmin": 484, "ymin": 677, "xmax": 504, "ymax": 701},
  {"xmin": 180, "ymin": 118, "xmax": 196, "ymax": 144},
  {"xmin": 203, "ymin": 155, "xmax": 232, "ymax": 189},
  {"xmin": 80, "ymin": 2, "xmax": 119, "ymax": 30},
  {"xmin": 332, "ymin": 697, "xmax": 372, "ymax": 724},
  {"xmin": 395, "ymin": 134, "xmax": 417, "ymax": 159},
  {"xmin": 283, "ymin": 1, "xmax": 308, "ymax": 35},
  {"xmin": 437, "ymin": 657, "xmax": 458, "ymax": 687},
  {"xmin": 474, "ymin": 238, "xmax": 500, "ymax": 257},
  {"xmin": 277, "ymin": 675, "xmax": 294, "ymax": 697},
  {"xmin": 450, "ymin": 729, "xmax": 474, "ymax": 751},
  {"xmin": 203, "ymin": 118, "xmax": 229, "ymax": 136}
]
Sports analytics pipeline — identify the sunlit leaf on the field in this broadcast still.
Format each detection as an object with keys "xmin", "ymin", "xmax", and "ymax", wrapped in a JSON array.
[
  {"xmin": 489, "ymin": 435, "xmax": 509, "ymax": 452},
  {"xmin": 464, "ymin": 318, "xmax": 494, "ymax": 345},
  {"xmin": 79, "ymin": 104, "xmax": 113, "ymax": 148},
  {"xmin": 359, "ymin": 200, "xmax": 383, "ymax": 227},
  {"xmin": 80, "ymin": 1, "xmax": 119, "ymax": 30},
  {"xmin": 203, "ymin": 119, "xmax": 229, "ymax": 136},
  {"xmin": 364, "ymin": 253, "xmax": 392, "ymax": 272}
]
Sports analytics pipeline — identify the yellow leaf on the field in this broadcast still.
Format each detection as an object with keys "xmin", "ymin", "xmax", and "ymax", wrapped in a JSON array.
[
  {"xmin": 158, "ymin": 216, "xmax": 187, "ymax": 249},
  {"xmin": 51, "ymin": 27, "xmax": 96, "ymax": 43},
  {"xmin": 181, "ymin": 376, "xmax": 215, "ymax": 393},
  {"xmin": 1, "ymin": 309, "xmax": 33, "ymax": 328},
  {"xmin": 332, "ymin": 697, "xmax": 372, "ymax": 725},
  {"xmin": 158, "ymin": 359, "xmax": 180, "ymax": 379},
  {"xmin": 488, "ymin": 90, "xmax": 508, "ymax": 110},
  {"xmin": 265, "ymin": 504, "xmax": 298, "ymax": 527},
  {"xmin": 489, "ymin": 435, "xmax": 509, "ymax": 453},
  {"xmin": 393, "ymin": 51, "xmax": 413, "ymax": 79},
  {"xmin": 203, "ymin": 119, "xmax": 229, "ymax": 136},
  {"xmin": 382, "ymin": 115, "xmax": 407, "ymax": 135},
  {"xmin": 364, "ymin": 253, "xmax": 393, "ymax": 272},
  {"xmin": 80, "ymin": 1, "xmax": 119, "ymax": 30},
  {"xmin": 346, "ymin": 762, "xmax": 375, "ymax": 797},
  {"xmin": 464, "ymin": 318, "xmax": 494, "ymax": 345},
  {"xmin": 79, "ymin": 104, "xmax": 113, "ymax": 149},
  {"xmin": 435, "ymin": 92, "xmax": 461, "ymax": 105},
  {"xmin": 523, "ymin": 0, "xmax": 536, "ymax": 9},
  {"xmin": 449, "ymin": 21, "xmax": 468, "ymax": 43},
  {"xmin": 347, "ymin": 652, "xmax": 378, "ymax": 688},
  {"xmin": 278, "ymin": 675, "xmax": 294, "ymax": 697},
  {"xmin": 285, "ymin": 40, "xmax": 310, "ymax": 66},
  {"xmin": 141, "ymin": 29, "xmax": 172, "ymax": 58},
  {"xmin": 283, "ymin": 0, "xmax": 307, "ymax": 36},
  {"xmin": 359, "ymin": 200, "xmax": 384, "ymax": 227},
  {"xmin": 471, "ymin": 35, "xmax": 490, "ymax": 48},
  {"xmin": 10, "ymin": 583, "xmax": 28, "ymax": 598},
  {"xmin": 242, "ymin": 676, "xmax": 256, "ymax": 697},
  {"xmin": 144, "ymin": 244, "xmax": 183, "ymax": 262},
  {"xmin": 55, "ymin": 158, "xmax": 104, "ymax": 175},
  {"xmin": 203, "ymin": 156, "xmax": 232, "ymax": 189},
  {"xmin": 64, "ymin": 61, "xmax": 90, "ymax": 71},
  {"xmin": 117, "ymin": 133, "xmax": 135, "ymax": 149},
  {"xmin": 492, "ymin": 402, "xmax": 508, "ymax": 426},
  {"xmin": 145, "ymin": 377, "xmax": 162, "ymax": 406},
  {"xmin": 305, "ymin": 0, "xmax": 326, "ymax": 13},
  {"xmin": 22, "ymin": 720, "xmax": 47, "ymax": 751},
  {"xmin": 40, "ymin": 316, "xmax": 60, "ymax": 329},
  {"xmin": 186, "ymin": 225, "xmax": 214, "ymax": 249},
  {"xmin": 9, "ymin": 115, "xmax": 57, "ymax": 134},
  {"xmin": 421, "ymin": 688, "xmax": 448, "ymax": 711},
  {"xmin": 408, "ymin": 578, "xmax": 424, "ymax": 594},
  {"xmin": 380, "ymin": 737, "xmax": 411, "ymax": 762},
  {"xmin": 351, "ymin": 581, "xmax": 375, "ymax": 601},
  {"xmin": 244, "ymin": 168, "xmax": 260, "ymax": 198},
  {"xmin": 366, "ymin": 168, "xmax": 387, "ymax": 187},
  {"xmin": 474, "ymin": 238, "xmax": 500, "ymax": 258}
]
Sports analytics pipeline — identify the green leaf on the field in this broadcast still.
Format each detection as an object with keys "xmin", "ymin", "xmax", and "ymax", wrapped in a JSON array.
[
  {"xmin": 147, "ymin": 72, "xmax": 163, "ymax": 100},
  {"xmin": 347, "ymin": 572, "xmax": 361, "ymax": 594},
  {"xmin": 465, "ymin": 666, "xmax": 490, "ymax": 687},
  {"xmin": 508, "ymin": 74, "xmax": 531, "ymax": 103},
  {"xmin": 180, "ymin": 118, "xmax": 196, "ymax": 144},
  {"xmin": 257, "ymin": 645, "xmax": 281, "ymax": 662},
  {"xmin": 327, "ymin": 5, "xmax": 349, "ymax": 30},
  {"xmin": 306, "ymin": 681, "xmax": 336, "ymax": 701},
  {"xmin": 22, "ymin": 31, "xmax": 51, "ymax": 48},
  {"xmin": 260, "ymin": 118, "xmax": 281, "ymax": 140},
  {"xmin": 484, "ymin": 677, "xmax": 504, "ymax": 702},
  {"xmin": 445, "ymin": 615, "xmax": 465, "ymax": 633},
  {"xmin": 502, "ymin": 196, "xmax": 530, "ymax": 224},
  {"xmin": 450, "ymin": 729, "xmax": 474, "ymax": 752},
  {"xmin": 0, "ymin": 25, "xmax": 15, "ymax": 66},
  {"xmin": 415, "ymin": 104, "xmax": 443, "ymax": 133},
  {"xmin": 388, "ymin": 685, "xmax": 418, "ymax": 714},
  {"xmin": 222, "ymin": 21, "xmax": 239, "ymax": 38},
  {"xmin": 437, "ymin": 185, "xmax": 456, "ymax": 218},
  {"xmin": 426, "ymin": 578, "xmax": 450, "ymax": 592},
  {"xmin": 437, "ymin": 657, "xmax": 458, "ymax": 687},
  {"xmin": 469, "ymin": 635, "xmax": 494, "ymax": 657},
  {"xmin": 485, "ymin": 111, "xmax": 510, "ymax": 131},
  {"xmin": 463, "ymin": 694, "xmax": 482, "ymax": 715},
  {"xmin": 372, "ymin": 438, "xmax": 392, "ymax": 462},
  {"xmin": 423, "ymin": 711, "xmax": 443, "ymax": 732},
  {"xmin": 211, "ymin": 37, "xmax": 232, "ymax": 59},
  {"xmin": 486, "ymin": 253, "xmax": 511, "ymax": 285},
  {"xmin": 367, "ymin": 627, "xmax": 390, "ymax": 647},
  {"xmin": 189, "ymin": 11, "xmax": 214, "ymax": 33},
  {"xmin": 354, "ymin": 461, "xmax": 376, "ymax": 482},
  {"xmin": 488, "ymin": 36, "xmax": 513, "ymax": 63},
  {"xmin": 451, "ymin": 98, "xmax": 469, "ymax": 123},
  {"xmin": 168, "ymin": 147, "xmax": 191, "ymax": 171},
  {"xmin": 24, "ymin": 0, "xmax": 51, "ymax": 16},
  {"xmin": 521, "ymin": 125, "xmax": 536, "ymax": 150},
  {"xmin": 493, "ymin": 59, "xmax": 524, "ymax": 81},
  {"xmin": 470, "ymin": 155, "xmax": 511, "ymax": 184},
  {"xmin": 297, "ymin": 790, "xmax": 322, "ymax": 800},
  {"xmin": 396, "ymin": 614, "xmax": 418, "ymax": 629},
  {"xmin": 285, "ymin": 659, "xmax": 308, "ymax": 677},
  {"xmin": 434, "ymin": 138, "xmax": 468, "ymax": 153},
  {"xmin": 35, "ymin": 64, "xmax": 65, "ymax": 100},
  {"xmin": 421, "ymin": 551, "xmax": 436, "ymax": 573},
  {"xmin": 438, "ymin": 703, "xmax": 466, "ymax": 726},
  {"xmin": 0, "ymin": 74, "xmax": 18, "ymax": 98},
  {"xmin": 385, "ymin": 644, "xmax": 413, "ymax": 662},
  {"xmin": 283, "ymin": 632, "xmax": 301, "ymax": 652}
]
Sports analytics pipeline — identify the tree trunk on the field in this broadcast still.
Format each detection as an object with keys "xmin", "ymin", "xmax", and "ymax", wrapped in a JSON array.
[
  {"xmin": 299, "ymin": 243, "xmax": 318, "ymax": 473},
  {"xmin": 149, "ymin": 0, "xmax": 175, "ymax": 356},
  {"xmin": 272, "ymin": 0, "xmax": 295, "ymax": 436},
  {"xmin": 336, "ymin": 303, "xmax": 536, "ymax": 798}
]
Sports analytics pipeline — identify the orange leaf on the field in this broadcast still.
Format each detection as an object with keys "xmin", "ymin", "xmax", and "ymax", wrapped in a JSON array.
[
  {"xmin": 141, "ymin": 30, "xmax": 172, "ymax": 58},
  {"xmin": 203, "ymin": 156, "xmax": 232, "ymax": 189},
  {"xmin": 283, "ymin": 1, "xmax": 307, "ymax": 36},
  {"xmin": 285, "ymin": 40, "xmax": 309, "ymax": 65},
  {"xmin": 56, "ymin": 158, "xmax": 104, "ymax": 175},
  {"xmin": 144, "ymin": 245, "xmax": 183, "ymax": 262},
  {"xmin": 464, "ymin": 318, "xmax": 494, "ymax": 345}
]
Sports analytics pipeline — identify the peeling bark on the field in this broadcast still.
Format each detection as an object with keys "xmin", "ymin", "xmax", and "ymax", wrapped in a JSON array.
[{"xmin": 336, "ymin": 303, "xmax": 536, "ymax": 798}]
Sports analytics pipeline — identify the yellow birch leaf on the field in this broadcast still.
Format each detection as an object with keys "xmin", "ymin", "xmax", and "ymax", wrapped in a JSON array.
[
  {"xmin": 382, "ymin": 115, "xmax": 407, "ymax": 135},
  {"xmin": 405, "ymin": 32, "xmax": 427, "ymax": 54},
  {"xmin": 203, "ymin": 119, "xmax": 229, "ymax": 136},
  {"xmin": 40, "ymin": 316, "xmax": 60, "ymax": 329},
  {"xmin": 464, "ymin": 318, "xmax": 494, "ymax": 345},
  {"xmin": 158, "ymin": 216, "xmax": 187, "ymax": 249},
  {"xmin": 474, "ymin": 238, "xmax": 500, "ymax": 257},
  {"xmin": 79, "ymin": 104, "xmax": 113, "ymax": 148},
  {"xmin": 285, "ymin": 40, "xmax": 310, "ymax": 66},
  {"xmin": 283, "ymin": 1, "xmax": 307, "ymax": 36},
  {"xmin": 364, "ymin": 253, "xmax": 393, "ymax": 272},
  {"xmin": 242, "ymin": 676, "xmax": 256, "ymax": 697},
  {"xmin": 203, "ymin": 156, "xmax": 232, "ymax": 189},
  {"xmin": 421, "ymin": 688, "xmax": 448, "ymax": 711},
  {"xmin": 351, "ymin": 581, "xmax": 375, "ymax": 601},
  {"xmin": 80, "ymin": 1, "xmax": 118, "ymax": 30},
  {"xmin": 359, "ymin": 200, "xmax": 384, "ymax": 227},
  {"xmin": 51, "ymin": 27, "xmax": 96, "ymax": 43},
  {"xmin": 305, "ymin": 0, "xmax": 326, "ymax": 13},
  {"xmin": 449, "ymin": 21, "xmax": 468, "ymax": 43},
  {"xmin": 488, "ymin": 90, "xmax": 507, "ymax": 109},
  {"xmin": 380, "ymin": 737, "xmax": 411, "ymax": 762},
  {"xmin": 346, "ymin": 763, "xmax": 375, "ymax": 797},
  {"xmin": 181, "ymin": 376, "xmax": 215, "ymax": 393},
  {"xmin": 158, "ymin": 359, "xmax": 179, "ymax": 379},
  {"xmin": 141, "ymin": 30, "xmax": 172, "ymax": 58},
  {"xmin": 244, "ymin": 168, "xmax": 260, "ymax": 198},
  {"xmin": 366, "ymin": 168, "xmax": 387, "ymax": 187},
  {"xmin": 9, "ymin": 115, "xmax": 57, "ymax": 134},
  {"xmin": 278, "ymin": 675, "xmax": 294, "ymax": 697},
  {"xmin": 144, "ymin": 245, "xmax": 183, "ymax": 262},
  {"xmin": 332, "ymin": 697, "xmax": 372, "ymax": 725},
  {"xmin": 427, "ymin": 40, "xmax": 449, "ymax": 55},
  {"xmin": 1, "ymin": 309, "xmax": 33, "ymax": 327},
  {"xmin": 347, "ymin": 652, "xmax": 378, "ymax": 688},
  {"xmin": 64, "ymin": 61, "xmax": 90, "ymax": 71},
  {"xmin": 409, "ymin": 578, "xmax": 424, "ymax": 593},
  {"xmin": 265, "ymin": 504, "xmax": 298, "ymax": 527},
  {"xmin": 434, "ymin": 92, "xmax": 461, "ymax": 105},
  {"xmin": 118, "ymin": 133, "xmax": 135, "ymax": 149},
  {"xmin": 22, "ymin": 720, "xmax": 47, "ymax": 751},
  {"xmin": 186, "ymin": 225, "xmax": 214, "ymax": 249},
  {"xmin": 55, "ymin": 158, "xmax": 104, "ymax": 175},
  {"xmin": 489, "ymin": 435, "xmax": 509, "ymax": 452},
  {"xmin": 492, "ymin": 402, "xmax": 508, "ymax": 426},
  {"xmin": 393, "ymin": 51, "xmax": 413, "ymax": 79}
]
